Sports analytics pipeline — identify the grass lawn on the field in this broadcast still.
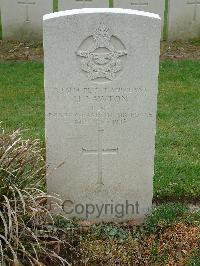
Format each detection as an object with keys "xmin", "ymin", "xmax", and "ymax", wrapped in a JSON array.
[
  {"xmin": 0, "ymin": 60, "xmax": 199, "ymax": 203},
  {"xmin": 155, "ymin": 60, "xmax": 200, "ymax": 202},
  {"xmin": 0, "ymin": 62, "xmax": 44, "ymax": 139}
]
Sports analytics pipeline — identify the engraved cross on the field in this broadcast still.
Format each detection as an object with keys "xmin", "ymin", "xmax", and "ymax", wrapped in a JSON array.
[
  {"xmin": 82, "ymin": 126, "xmax": 118, "ymax": 185},
  {"xmin": 187, "ymin": 0, "xmax": 200, "ymax": 20},
  {"xmin": 17, "ymin": 0, "xmax": 36, "ymax": 22}
]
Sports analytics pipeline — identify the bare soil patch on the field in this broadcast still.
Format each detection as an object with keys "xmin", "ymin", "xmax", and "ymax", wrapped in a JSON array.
[
  {"xmin": 0, "ymin": 40, "xmax": 200, "ymax": 62},
  {"xmin": 160, "ymin": 40, "xmax": 200, "ymax": 60},
  {"xmin": 0, "ymin": 40, "xmax": 43, "ymax": 62}
]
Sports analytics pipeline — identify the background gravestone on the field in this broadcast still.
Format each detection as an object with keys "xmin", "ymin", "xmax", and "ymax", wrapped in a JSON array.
[
  {"xmin": 59, "ymin": 0, "xmax": 109, "ymax": 10},
  {"xmin": 1, "ymin": 0, "xmax": 52, "ymax": 40},
  {"xmin": 113, "ymin": 0, "xmax": 165, "ymax": 38},
  {"xmin": 44, "ymin": 9, "xmax": 161, "ymax": 221},
  {"xmin": 168, "ymin": 0, "xmax": 200, "ymax": 40}
]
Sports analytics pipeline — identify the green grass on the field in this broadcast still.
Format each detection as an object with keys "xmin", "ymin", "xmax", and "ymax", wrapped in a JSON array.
[
  {"xmin": 0, "ymin": 62, "xmax": 44, "ymax": 140},
  {"xmin": 145, "ymin": 203, "xmax": 190, "ymax": 233},
  {"xmin": 0, "ymin": 60, "xmax": 199, "ymax": 202},
  {"xmin": 155, "ymin": 60, "xmax": 200, "ymax": 202},
  {"xmin": 187, "ymin": 250, "xmax": 200, "ymax": 266}
]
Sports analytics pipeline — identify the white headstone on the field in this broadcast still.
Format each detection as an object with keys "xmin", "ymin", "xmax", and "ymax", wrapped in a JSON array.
[
  {"xmin": 59, "ymin": 0, "xmax": 109, "ymax": 10},
  {"xmin": 1, "ymin": 0, "xmax": 52, "ymax": 40},
  {"xmin": 168, "ymin": 0, "xmax": 200, "ymax": 40},
  {"xmin": 113, "ymin": 0, "xmax": 165, "ymax": 37},
  {"xmin": 44, "ymin": 8, "xmax": 161, "ymax": 222}
]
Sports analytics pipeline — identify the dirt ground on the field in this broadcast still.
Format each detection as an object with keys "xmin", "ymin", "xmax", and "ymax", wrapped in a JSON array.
[
  {"xmin": 0, "ymin": 40, "xmax": 200, "ymax": 62},
  {"xmin": 0, "ymin": 40, "xmax": 43, "ymax": 62},
  {"xmin": 160, "ymin": 40, "xmax": 200, "ymax": 60}
]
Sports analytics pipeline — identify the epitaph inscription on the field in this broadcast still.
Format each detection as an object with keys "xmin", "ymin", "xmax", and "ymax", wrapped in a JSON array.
[
  {"xmin": 46, "ymin": 86, "xmax": 151, "ymax": 126},
  {"xmin": 77, "ymin": 23, "xmax": 127, "ymax": 82}
]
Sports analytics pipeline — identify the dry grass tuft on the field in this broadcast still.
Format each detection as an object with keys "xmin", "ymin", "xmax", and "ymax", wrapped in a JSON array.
[
  {"xmin": 0, "ymin": 126, "xmax": 75, "ymax": 265},
  {"xmin": 0, "ymin": 125, "xmax": 45, "ymax": 199}
]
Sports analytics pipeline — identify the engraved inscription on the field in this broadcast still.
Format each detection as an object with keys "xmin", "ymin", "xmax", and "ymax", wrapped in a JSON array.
[
  {"xmin": 46, "ymin": 86, "xmax": 152, "ymax": 125},
  {"xmin": 76, "ymin": 0, "xmax": 92, "ymax": 4},
  {"xmin": 48, "ymin": 112, "xmax": 153, "ymax": 126},
  {"xmin": 82, "ymin": 126, "xmax": 118, "ymax": 185},
  {"xmin": 131, "ymin": 1, "xmax": 148, "ymax": 7},
  {"xmin": 49, "ymin": 86, "xmax": 147, "ymax": 105},
  {"xmin": 187, "ymin": 0, "xmax": 200, "ymax": 20},
  {"xmin": 76, "ymin": 23, "xmax": 127, "ymax": 83},
  {"xmin": 18, "ymin": 0, "xmax": 36, "ymax": 22}
]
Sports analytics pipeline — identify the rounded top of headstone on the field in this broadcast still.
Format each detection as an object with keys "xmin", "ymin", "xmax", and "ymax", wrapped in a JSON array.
[{"xmin": 43, "ymin": 8, "xmax": 161, "ymax": 21}]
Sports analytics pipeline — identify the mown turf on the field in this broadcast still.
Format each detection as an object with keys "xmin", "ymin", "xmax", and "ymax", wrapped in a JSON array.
[
  {"xmin": 0, "ymin": 62, "xmax": 44, "ymax": 139},
  {"xmin": 0, "ymin": 60, "xmax": 199, "ymax": 202},
  {"xmin": 155, "ymin": 60, "xmax": 200, "ymax": 202}
]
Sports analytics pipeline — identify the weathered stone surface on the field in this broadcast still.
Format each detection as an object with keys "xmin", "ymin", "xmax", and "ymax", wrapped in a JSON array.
[
  {"xmin": 59, "ymin": 0, "xmax": 109, "ymax": 10},
  {"xmin": 1, "ymin": 0, "xmax": 52, "ymax": 40},
  {"xmin": 113, "ymin": 0, "xmax": 165, "ymax": 36},
  {"xmin": 44, "ymin": 9, "xmax": 161, "ymax": 221},
  {"xmin": 168, "ymin": 0, "xmax": 200, "ymax": 40}
]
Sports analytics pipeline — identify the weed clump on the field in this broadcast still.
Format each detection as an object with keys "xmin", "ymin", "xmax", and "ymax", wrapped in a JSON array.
[{"xmin": 0, "ymin": 126, "xmax": 76, "ymax": 265}]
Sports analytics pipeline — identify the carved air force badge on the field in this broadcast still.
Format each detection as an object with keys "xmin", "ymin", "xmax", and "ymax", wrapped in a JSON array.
[{"xmin": 76, "ymin": 23, "xmax": 127, "ymax": 83}]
